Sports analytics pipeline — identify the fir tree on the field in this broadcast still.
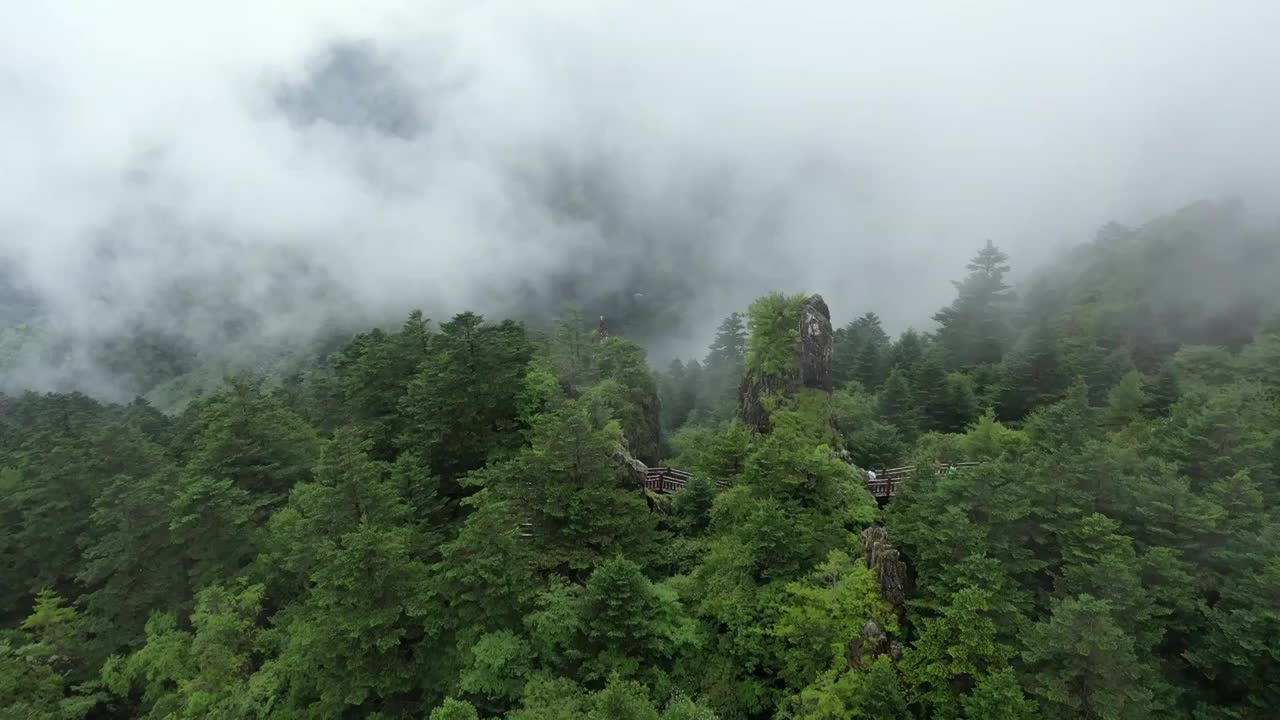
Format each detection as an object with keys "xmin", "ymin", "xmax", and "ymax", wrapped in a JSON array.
[{"xmin": 934, "ymin": 241, "xmax": 1015, "ymax": 370}]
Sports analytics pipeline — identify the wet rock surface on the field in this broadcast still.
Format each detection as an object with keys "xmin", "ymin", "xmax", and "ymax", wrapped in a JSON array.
[{"xmin": 798, "ymin": 294, "xmax": 833, "ymax": 392}]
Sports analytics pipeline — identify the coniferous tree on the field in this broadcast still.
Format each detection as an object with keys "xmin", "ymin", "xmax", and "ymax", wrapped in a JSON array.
[
  {"xmin": 1020, "ymin": 595, "xmax": 1159, "ymax": 720},
  {"xmin": 672, "ymin": 474, "xmax": 716, "ymax": 535},
  {"xmin": 703, "ymin": 312, "xmax": 748, "ymax": 417},
  {"xmin": 833, "ymin": 312, "xmax": 889, "ymax": 389},
  {"xmin": 938, "ymin": 372, "xmax": 979, "ymax": 433},
  {"xmin": 6, "ymin": 226, "xmax": 1280, "ymax": 720},
  {"xmin": 401, "ymin": 312, "xmax": 534, "ymax": 492},
  {"xmin": 551, "ymin": 308, "xmax": 598, "ymax": 390},
  {"xmin": 1102, "ymin": 370, "xmax": 1147, "ymax": 431},
  {"xmin": 1142, "ymin": 362, "xmax": 1180, "ymax": 417},
  {"xmin": 934, "ymin": 241, "xmax": 1015, "ymax": 370},
  {"xmin": 888, "ymin": 329, "xmax": 926, "ymax": 379},
  {"xmin": 914, "ymin": 349, "xmax": 951, "ymax": 433},
  {"xmin": 878, "ymin": 368, "xmax": 919, "ymax": 440},
  {"xmin": 1000, "ymin": 316, "xmax": 1068, "ymax": 420},
  {"xmin": 331, "ymin": 311, "xmax": 434, "ymax": 460},
  {"xmin": 77, "ymin": 430, "xmax": 187, "ymax": 654}
]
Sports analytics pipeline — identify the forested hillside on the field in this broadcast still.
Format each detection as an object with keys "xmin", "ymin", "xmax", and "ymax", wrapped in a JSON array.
[{"xmin": 3, "ymin": 200, "xmax": 1279, "ymax": 719}]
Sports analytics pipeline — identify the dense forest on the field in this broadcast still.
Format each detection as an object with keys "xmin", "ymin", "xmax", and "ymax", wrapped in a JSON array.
[{"xmin": 3, "ymin": 200, "xmax": 1279, "ymax": 719}]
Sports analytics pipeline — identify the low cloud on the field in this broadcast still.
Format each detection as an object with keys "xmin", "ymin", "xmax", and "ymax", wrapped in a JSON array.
[{"xmin": 3, "ymin": 0, "xmax": 1279, "ymax": 393}]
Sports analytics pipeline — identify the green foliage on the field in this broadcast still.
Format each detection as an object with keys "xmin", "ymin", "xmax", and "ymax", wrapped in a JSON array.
[
  {"xmin": 473, "ymin": 402, "xmax": 659, "ymax": 575},
  {"xmin": 778, "ymin": 656, "xmax": 910, "ymax": 720},
  {"xmin": 773, "ymin": 550, "xmax": 896, "ymax": 689},
  {"xmin": 1102, "ymin": 370, "xmax": 1148, "ymax": 432},
  {"xmin": 5, "ymin": 212, "xmax": 1280, "ymax": 720},
  {"xmin": 833, "ymin": 312, "xmax": 889, "ymax": 390},
  {"xmin": 594, "ymin": 338, "xmax": 663, "ymax": 463},
  {"xmin": 999, "ymin": 315, "xmax": 1068, "ymax": 420},
  {"xmin": 961, "ymin": 668, "xmax": 1040, "ymax": 720},
  {"xmin": 672, "ymin": 474, "xmax": 716, "ymax": 535},
  {"xmin": 181, "ymin": 378, "xmax": 321, "ymax": 505},
  {"xmin": 746, "ymin": 293, "xmax": 808, "ymax": 377},
  {"xmin": 960, "ymin": 411, "xmax": 1027, "ymax": 461},
  {"xmin": 401, "ymin": 311, "xmax": 534, "ymax": 486},
  {"xmin": 430, "ymin": 698, "xmax": 481, "ymax": 720},
  {"xmin": 938, "ymin": 371, "xmax": 980, "ymax": 432},
  {"xmin": 878, "ymin": 368, "xmax": 919, "ymax": 439},
  {"xmin": 101, "ymin": 583, "xmax": 268, "ymax": 719},
  {"xmin": 934, "ymin": 240, "xmax": 1015, "ymax": 370},
  {"xmin": 669, "ymin": 420, "xmax": 753, "ymax": 484},
  {"xmin": 902, "ymin": 586, "xmax": 1020, "ymax": 718},
  {"xmin": 460, "ymin": 631, "xmax": 533, "ymax": 708},
  {"xmin": 330, "ymin": 311, "xmax": 434, "ymax": 459},
  {"xmin": 705, "ymin": 313, "xmax": 748, "ymax": 410},
  {"xmin": 1020, "ymin": 595, "xmax": 1159, "ymax": 720},
  {"xmin": 77, "ymin": 431, "xmax": 188, "ymax": 653}
]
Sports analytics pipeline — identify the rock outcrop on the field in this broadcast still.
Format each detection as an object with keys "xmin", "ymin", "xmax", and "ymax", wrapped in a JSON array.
[
  {"xmin": 798, "ymin": 294, "xmax": 833, "ymax": 392},
  {"xmin": 846, "ymin": 620, "xmax": 889, "ymax": 669},
  {"xmin": 861, "ymin": 526, "xmax": 909, "ymax": 607},
  {"xmin": 737, "ymin": 371, "xmax": 788, "ymax": 433},
  {"xmin": 737, "ymin": 294, "xmax": 835, "ymax": 433},
  {"xmin": 613, "ymin": 445, "xmax": 649, "ymax": 490}
]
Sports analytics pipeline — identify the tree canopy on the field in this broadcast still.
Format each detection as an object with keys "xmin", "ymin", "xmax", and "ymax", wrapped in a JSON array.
[{"xmin": 4, "ymin": 200, "xmax": 1280, "ymax": 719}]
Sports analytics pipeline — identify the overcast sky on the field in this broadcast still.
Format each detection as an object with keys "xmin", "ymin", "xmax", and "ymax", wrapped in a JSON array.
[{"xmin": 3, "ymin": 1, "xmax": 1279, "ymax": 367}]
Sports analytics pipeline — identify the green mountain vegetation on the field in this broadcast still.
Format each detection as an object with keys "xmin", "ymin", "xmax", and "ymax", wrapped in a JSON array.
[{"xmin": 2, "ymin": 200, "xmax": 1279, "ymax": 719}]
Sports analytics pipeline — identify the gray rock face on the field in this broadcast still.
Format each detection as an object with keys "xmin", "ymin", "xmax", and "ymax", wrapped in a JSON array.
[
  {"xmin": 612, "ymin": 446, "xmax": 649, "ymax": 491},
  {"xmin": 799, "ymin": 294, "xmax": 833, "ymax": 392},
  {"xmin": 846, "ymin": 620, "xmax": 889, "ymax": 669},
  {"xmin": 738, "ymin": 371, "xmax": 788, "ymax": 434},
  {"xmin": 861, "ymin": 526, "xmax": 909, "ymax": 607}
]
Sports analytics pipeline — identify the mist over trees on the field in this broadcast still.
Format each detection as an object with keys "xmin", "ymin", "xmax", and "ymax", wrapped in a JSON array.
[
  {"xmin": 3, "ymin": 200, "xmax": 1280, "ymax": 718},
  {"xmin": 6, "ymin": 2, "xmax": 1280, "ymax": 401},
  {"xmin": 6, "ymin": 4, "xmax": 1280, "ymax": 717}
]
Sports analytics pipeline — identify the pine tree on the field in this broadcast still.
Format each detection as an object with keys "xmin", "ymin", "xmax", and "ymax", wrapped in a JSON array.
[
  {"xmin": 833, "ymin": 312, "xmax": 889, "ymax": 389},
  {"xmin": 431, "ymin": 698, "xmax": 481, "ymax": 720},
  {"xmin": 672, "ymin": 474, "xmax": 716, "ymax": 535},
  {"xmin": 661, "ymin": 359, "xmax": 689, "ymax": 430},
  {"xmin": 552, "ymin": 308, "xmax": 597, "ymax": 390},
  {"xmin": 77, "ymin": 428, "xmax": 188, "ymax": 653},
  {"xmin": 888, "ymin": 329, "xmax": 926, "ymax": 378},
  {"xmin": 1020, "ymin": 595, "xmax": 1158, "ymax": 720},
  {"xmin": 914, "ymin": 350, "xmax": 950, "ymax": 433},
  {"xmin": 960, "ymin": 669, "xmax": 1039, "ymax": 720},
  {"xmin": 331, "ymin": 311, "xmax": 434, "ymax": 460},
  {"xmin": 1142, "ymin": 362, "xmax": 1179, "ymax": 418},
  {"xmin": 902, "ymin": 586, "xmax": 1018, "ymax": 719},
  {"xmin": 878, "ymin": 368, "xmax": 919, "ymax": 439},
  {"xmin": 1000, "ymin": 316, "xmax": 1068, "ymax": 420},
  {"xmin": 1102, "ymin": 370, "xmax": 1147, "ymax": 430},
  {"xmin": 854, "ymin": 341, "xmax": 885, "ymax": 391},
  {"xmin": 400, "ymin": 312, "xmax": 534, "ymax": 490},
  {"xmin": 703, "ymin": 312, "xmax": 748, "ymax": 417},
  {"xmin": 576, "ymin": 557, "xmax": 688, "ymax": 683},
  {"xmin": 476, "ymin": 402, "xmax": 658, "ymax": 574},
  {"xmin": 940, "ymin": 372, "xmax": 980, "ymax": 433},
  {"xmin": 934, "ymin": 241, "xmax": 1015, "ymax": 370},
  {"xmin": 182, "ymin": 378, "xmax": 321, "ymax": 507}
]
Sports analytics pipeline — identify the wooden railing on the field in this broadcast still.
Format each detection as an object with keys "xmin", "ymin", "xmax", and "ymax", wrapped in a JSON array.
[
  {"xmin": 645, "ymin": 462, "xmax": 977, "ymax": 499},
  {"xmin": 644, "ymin": 467, "xmax": 730, "ymax": 494},
  {"xmin": 866, "ymin": 462, "xmax": 979, "ymax": 499}
]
